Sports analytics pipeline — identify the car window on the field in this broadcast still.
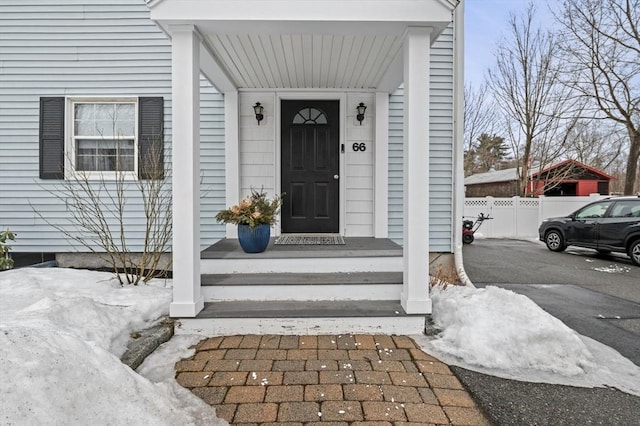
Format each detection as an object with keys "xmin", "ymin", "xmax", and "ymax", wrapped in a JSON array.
[
  {"xmin": 575, "ymin": 202, "xmax": 612, "ymax": 219},
  {"xmin": 609, "ymin": 200, "xmax": 640, "ymax": 218}
]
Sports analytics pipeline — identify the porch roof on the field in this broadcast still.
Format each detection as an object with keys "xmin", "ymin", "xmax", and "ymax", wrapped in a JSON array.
[{"xmin": 147, "ymin": 0, "xmax": 458, "ymax": 93}]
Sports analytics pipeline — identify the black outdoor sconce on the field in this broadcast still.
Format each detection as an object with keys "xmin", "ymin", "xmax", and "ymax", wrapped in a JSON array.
[
  {"xmin": 356, "ymin": 102, "xmax": 367, "ymax": 125},
  {"xmin": 253, "ymin": 102, "xmax": 264, "ymax": 125}
]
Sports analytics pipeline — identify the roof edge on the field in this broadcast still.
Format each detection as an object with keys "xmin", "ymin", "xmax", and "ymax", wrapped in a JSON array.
[{"xmin": 531, "ymin": 159, "xmax": 615, "ymax": 180}]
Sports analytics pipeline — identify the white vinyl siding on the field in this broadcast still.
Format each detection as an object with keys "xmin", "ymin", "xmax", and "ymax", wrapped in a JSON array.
[
  {"xmin": 0, "ymin": 0, "xmax": 226, "ymax": 252},
  {"xmin": 345, "ymin": 92, "xmax": 374, "ymax": 237},
  {"xmin": 388, "ymin": 24, "xmax": 454, "ymax": 252},
  {"xmin": 388, "ymin": 87, "xmax": 405, "ymax": 244},
  {"xmin": 238, "ymin": 92, "xmax": 277, "ymax": 200}
]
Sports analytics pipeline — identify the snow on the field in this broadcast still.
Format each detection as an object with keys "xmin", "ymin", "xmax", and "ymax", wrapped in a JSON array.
[
  {"xmin": 0, "ymin": 268, "xmax": 224, "ymax": 426},
  {"xmin": 593, "ymin": 264, "xmax": 632, "ymax": 274},
  {"xmin": 2, "ymin": 267, "xmax": 639, "ymax": 425},
  {"xmin": 415, "ymin": 284, "xmax": 640, "ymax": 396}
]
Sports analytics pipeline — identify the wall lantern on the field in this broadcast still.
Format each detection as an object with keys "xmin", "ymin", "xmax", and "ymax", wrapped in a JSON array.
[
  {"xmin": 253, "ymin": 102, "xmax": 264, "ymax": 125},
  {"xmin": 356, "ymin": 102, "xmax": 367, "ymax": 125}
]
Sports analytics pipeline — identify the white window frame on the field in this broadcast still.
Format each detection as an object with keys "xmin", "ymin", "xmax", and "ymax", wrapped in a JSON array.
[{"xmin": 65, "ymin": 97, "xmax": 139, "ymax": 180}]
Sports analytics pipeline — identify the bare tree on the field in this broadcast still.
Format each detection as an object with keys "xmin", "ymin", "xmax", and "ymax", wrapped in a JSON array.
[
  {"xmin": 555, "ymin": 0, "xmax": 640, "ymax": 194},
  {"xmin": 565, "ymin": 120, "xmax": 625, "ymax": 170},
  {"xmin": 464, "ymin": 83, "xmax": 497, "ymax": 175},
  {"xmin": 608, "ymin": 156, "xmax": 633, "ymax": 194},
  {"xmin": 488, "ymin": 4, "xmax": 579, "ymax": 196}
]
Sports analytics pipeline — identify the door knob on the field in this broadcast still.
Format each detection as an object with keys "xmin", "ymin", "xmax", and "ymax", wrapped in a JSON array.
[{"xmin": 333, "ymin": 174, "xmax": 339, "ymax": 180}]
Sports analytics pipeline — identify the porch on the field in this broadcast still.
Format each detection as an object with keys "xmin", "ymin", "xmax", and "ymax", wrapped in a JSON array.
[
  {"xmin": 174, "ymin": 238, "xmax": 428, "ymax": 335},
  {"xmin": 148, "ymin": 0, "xmax": 464, "ymax": 321}
]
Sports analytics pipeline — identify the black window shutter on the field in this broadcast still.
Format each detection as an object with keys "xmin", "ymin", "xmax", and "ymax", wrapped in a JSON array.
[
  {"xmin": 138, "ymin": 97, "xmax": 164, "ymax": 179},
  {"xmin": 39, "ymin": 97, "xmax": 65, "ymax": 179}
]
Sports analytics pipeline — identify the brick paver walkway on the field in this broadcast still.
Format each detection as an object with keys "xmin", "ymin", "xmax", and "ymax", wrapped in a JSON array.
[{"xmin": 176, "ymin": 335, "xmax": 490, "ymax": 425}]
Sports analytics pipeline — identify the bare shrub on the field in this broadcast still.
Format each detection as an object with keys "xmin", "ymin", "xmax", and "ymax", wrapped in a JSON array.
[{"xmin": 35, "ymin": 140, "xmax": 171, "ymax": 285}]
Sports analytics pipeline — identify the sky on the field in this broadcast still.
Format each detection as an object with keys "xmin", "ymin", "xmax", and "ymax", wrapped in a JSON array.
[
  {"xmin": 464, "ymin": 0, "xmax": 554, "ymax": 88},
  {"xmin": 1, "ymin": 267, "xmax": 639, "ymax": 424}
]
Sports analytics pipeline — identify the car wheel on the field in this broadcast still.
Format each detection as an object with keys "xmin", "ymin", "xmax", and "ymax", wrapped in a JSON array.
[
  {"xmin": 545, "ymin": 230, "xmax": 566, "ymax": 252},
  {"xmin": 629, "ymin": 240, "xmax": 640, "ymax": 266},
  {"xmin": 463, "ymin": 234, "xmax": 474, "ymax": 244}
]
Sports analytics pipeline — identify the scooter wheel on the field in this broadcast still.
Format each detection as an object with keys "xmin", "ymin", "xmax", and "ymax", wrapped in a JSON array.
[{"xmin": 463, "ymin": 234, "xmax": 474, "ymax": 244}]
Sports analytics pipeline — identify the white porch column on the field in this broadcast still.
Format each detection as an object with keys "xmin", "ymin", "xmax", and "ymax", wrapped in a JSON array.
[
  {"xmin": 402, "ymin": 27, "xmax": 432, "ymax": 314},
  {"xmin": 224, "ymin": 90, "xmax": 240, "ymax": 239},
  {"xmin": 374, "ymin": 92, "xmax": 389, "ymax": 238},
  {"xmin": 170, "ymin": 25, "xmax": 203, "ymax": 317}
]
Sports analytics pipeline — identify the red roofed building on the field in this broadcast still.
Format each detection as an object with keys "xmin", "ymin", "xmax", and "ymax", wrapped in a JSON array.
[
  {"xmin": 465, "ymin": 160, "xmax": 615, "ymax": 197},
  {"xmin": 528, "ymin": 159, "xmax": 614, "ymax": 196}
]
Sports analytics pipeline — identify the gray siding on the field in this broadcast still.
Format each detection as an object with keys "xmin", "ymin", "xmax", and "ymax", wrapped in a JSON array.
[
  {"xmin": 0, "ymin": 0, "xmax": 226, "ymax": 252},
  {"xmin": 388, "ymin": 24, "xmax": 454, "ymax": 252},
  {"xmin": 199, "ymin": 78, "xmax": 227, "ymax": 247}
]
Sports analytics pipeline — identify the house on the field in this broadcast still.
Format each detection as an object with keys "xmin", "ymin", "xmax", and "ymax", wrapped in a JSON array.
[
  {"xmin": 465, "ymin": 160, "xmax": 613, "ymax": 197},
  {"xmin": 464, "ymin": 168, "xmax": 520, "ymax": 197},
  {"xmin": 529, "ymin": 160, "xmax": 614, "ymax": 196},
  {"xmin": 0, "ymin": 0, "xmax": 465, "ymax": 332}
]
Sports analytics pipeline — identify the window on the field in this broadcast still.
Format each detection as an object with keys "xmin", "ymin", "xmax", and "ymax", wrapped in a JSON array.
[
  {"xmin": 610, "ymin": 200, "xmax": 640, "ymax": 218},
  {"xmin": 72, "ymin": 101, "xmax": 136, "ymax": 173},
  {"xmin": 39, "ymin": 97, "xmax": 164, "ymax": 180},
  {"xmin": 575, "ymin": 201, "xmax": 612, "ymax": 219},
  {"xmin": 292, "ymin": 107, "xmax": 328, "ymax": 125}
]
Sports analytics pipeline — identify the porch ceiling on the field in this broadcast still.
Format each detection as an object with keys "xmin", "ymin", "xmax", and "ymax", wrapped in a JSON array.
[
  {"xmin": 204, "ymin": 33, "xmax": 403, "ymax": 90},
  {"xmin": 148, "ymin": 0, "xmax": 459, "ymax": 93}
]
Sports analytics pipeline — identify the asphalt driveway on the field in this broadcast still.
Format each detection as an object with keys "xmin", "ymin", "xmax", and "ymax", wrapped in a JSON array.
[{"xmin": 462, "ymin": 238, "xmax": 640, "ymax": 366}]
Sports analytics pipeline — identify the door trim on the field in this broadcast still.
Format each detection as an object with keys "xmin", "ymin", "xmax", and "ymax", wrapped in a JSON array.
[{"xmin": 275, "ymin": 91, "xmax": 346, "ymax": 236}]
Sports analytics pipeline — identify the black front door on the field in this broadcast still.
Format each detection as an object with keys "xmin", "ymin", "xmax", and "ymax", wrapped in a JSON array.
[{"xmin": 281, "ymin": 100, "xmax": 340, "ymax": 233}]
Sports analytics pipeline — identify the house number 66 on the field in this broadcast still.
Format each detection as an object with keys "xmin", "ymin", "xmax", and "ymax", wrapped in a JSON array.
[{"xmin": 352, "ymin": 143, "xmax": 366, "ymax": 152}]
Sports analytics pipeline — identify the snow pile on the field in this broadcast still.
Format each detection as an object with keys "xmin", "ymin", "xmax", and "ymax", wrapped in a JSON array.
[
  {"xmin": 0, "ymin": 268, "xmax": 223, "ymax": 426},
  {"xmin": 2, "ymin": 267, "xmax": 639, "ymax": 423},
  {"xmin": 431, "ymin": 285, "xmax": 595, "ymax": 375},
  {"xmin": 417, "ymin": 284, "xmax": 640, "ymax": 396}
]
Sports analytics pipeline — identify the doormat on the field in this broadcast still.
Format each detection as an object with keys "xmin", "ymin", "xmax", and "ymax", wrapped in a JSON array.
[{"xmin": 275, "ymin": 234, "xmax": 346, "ymax": 245}]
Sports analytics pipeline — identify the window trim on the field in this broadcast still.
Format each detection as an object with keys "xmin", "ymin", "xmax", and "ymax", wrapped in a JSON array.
[{"xmin": 65, "ymin": 96, "xmax": 140, "ymax": 180}]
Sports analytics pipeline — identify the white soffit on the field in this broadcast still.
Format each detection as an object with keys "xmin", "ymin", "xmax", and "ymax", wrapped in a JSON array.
[
  {"xmin": 205, "ymin": 33, "xmax": 403, "ymax": 89},
  {"xmin": 149, "ymin": 0, "xmax": 457, "ymax": 91}
]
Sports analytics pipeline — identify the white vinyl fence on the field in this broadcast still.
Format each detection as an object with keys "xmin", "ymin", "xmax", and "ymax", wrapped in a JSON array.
[{"xmin": 464, "ymin": 194, "xmax": 607, "ymax": 239}]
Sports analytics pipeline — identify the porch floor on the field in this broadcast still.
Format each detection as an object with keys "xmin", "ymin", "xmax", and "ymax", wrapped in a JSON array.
[{"xmin": 201, "ymin": 237, "xmax": 402, "ymax": 259}]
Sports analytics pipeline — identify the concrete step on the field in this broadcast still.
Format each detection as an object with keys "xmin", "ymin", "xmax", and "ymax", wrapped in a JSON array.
[
  {"xmin": 175, "ymin": 300, "xmax": 427, "ymax": 335},
  {"xmin": 201, "ymin": 271, "xmax": 403, "ymax": 301},
  {"xmin": 200, "ymin": 255, "xmax": 403, "ymax": 274}
]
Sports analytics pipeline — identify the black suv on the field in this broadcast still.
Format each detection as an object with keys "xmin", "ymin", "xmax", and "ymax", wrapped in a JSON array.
[{"xmin": 538, "ymin": 196, "xmax": 640, "ymax": 266}]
